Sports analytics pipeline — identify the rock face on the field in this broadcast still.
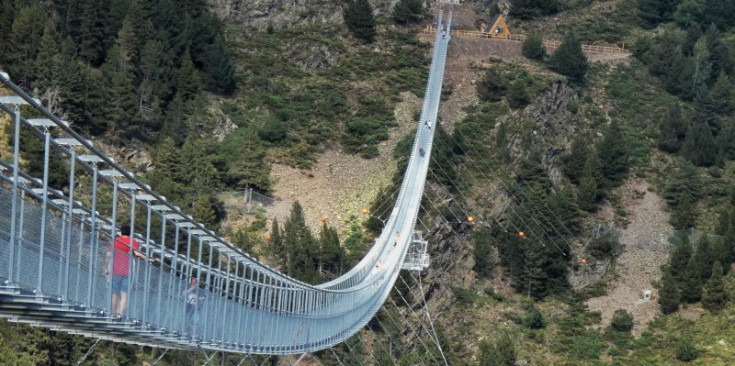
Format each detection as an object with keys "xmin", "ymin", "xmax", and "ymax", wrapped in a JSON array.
[
  {"xmin": 208, "ymin": 0, "xmax": 500, "ymax": 30},
  {"xmin": 209, "ymin": 0, "xmax": 398, "ymax": 30}
]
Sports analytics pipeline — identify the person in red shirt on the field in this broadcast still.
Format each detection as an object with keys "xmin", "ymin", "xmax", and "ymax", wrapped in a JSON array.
[{"xmin": 105, "ymin": 224, "xmax": 146, "ymax": 320}]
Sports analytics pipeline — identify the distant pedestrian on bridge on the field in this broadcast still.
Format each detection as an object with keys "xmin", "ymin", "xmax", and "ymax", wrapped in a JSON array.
[
  {"xmin": 105, "ymin": 224, "xmax": 143, "ymax": 321},
  {"xmin": 184, "ymin": 278, "xmax": 207, "ymax": 336}
]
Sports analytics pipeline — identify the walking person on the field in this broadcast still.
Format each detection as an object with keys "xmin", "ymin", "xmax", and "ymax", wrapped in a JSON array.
[
  {"xmin": 183, "ymin": 278, "xmax": 206, "ymax": 337},
  {"xmin": 105, "ymin": 224, "xmax": 144, "ymax": 321}
]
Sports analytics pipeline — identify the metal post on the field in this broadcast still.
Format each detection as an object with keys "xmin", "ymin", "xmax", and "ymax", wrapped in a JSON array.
[
  {"xmin": 15, "ymin": 190, "xmax": 26, "ymax": 285},
  {"xmin": 107, "ymin": 178, "xmax": 118, "ymax": 317},
  {"xmin": 56, "ymin": 207, "xmax": 67, "ymax": 296},
  {"xmin": 126, "ymin": 192, "xmax": 136, "ymax": 320},
  {"xmin": 221, "ymin": 252, "xmax": 231, "ymax": 341},
  {"xmin": 203, "ymin": 242, "xmax": 214, "ymax": 341},
  {"xmin": 8, "ymin": 105, "xmax": 21, "ymax": 281},
  {"xmin": 156, "ymin": 212, "xmax": 167, "ymax": 327},
  {"xmin": 141, "ymin": 202, "xmax": 152, "ymax": 324},
  {"xmin": 195, "ymin": 235, "xmax": 204, "ymax": 337},
  {"xmin": 36, "ymin": 129, "xmax": 51, "ymax": 292},
  {"xmin": 85, "ymin": 163, "xmax": 99, "ymax": 306},
  {"xmin": 63, "ymin": 148, "xmax": 76, "ymax": 299}
]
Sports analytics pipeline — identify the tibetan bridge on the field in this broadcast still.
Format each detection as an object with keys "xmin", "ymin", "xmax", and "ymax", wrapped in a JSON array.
[{"xmin": 0, "ymin": 9, "xmax": 454, "ymax": 362}]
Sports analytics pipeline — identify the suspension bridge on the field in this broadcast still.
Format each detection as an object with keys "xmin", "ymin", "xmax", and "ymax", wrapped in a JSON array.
[{"xmin": 0, "ymin": 9, "xmax": 454, "ymax": 363}]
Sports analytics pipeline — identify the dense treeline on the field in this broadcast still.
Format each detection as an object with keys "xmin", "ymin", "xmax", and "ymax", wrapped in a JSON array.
[{"xmin": 1, "ymin": 0, "xmax": 235, "ymax": 141}]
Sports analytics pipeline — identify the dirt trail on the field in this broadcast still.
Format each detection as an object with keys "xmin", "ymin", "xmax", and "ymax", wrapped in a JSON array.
[{"xmin": 585, "ymin": 178, "xmax": 673, "ymax": 335}]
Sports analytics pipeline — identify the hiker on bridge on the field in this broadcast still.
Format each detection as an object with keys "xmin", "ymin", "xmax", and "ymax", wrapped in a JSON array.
[
  {"xmin": 184, "ymin": 278, "xmax": 207, "ymax": 337},
  {"xmin": 105, "ymin": 224, "xmax": 146, "ymax": 321}
]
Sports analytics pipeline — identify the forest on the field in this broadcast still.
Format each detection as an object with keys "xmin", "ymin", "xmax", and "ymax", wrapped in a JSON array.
[{"xmin": 2, "ymin": 0, "xmax": 735, "ymax": 364}]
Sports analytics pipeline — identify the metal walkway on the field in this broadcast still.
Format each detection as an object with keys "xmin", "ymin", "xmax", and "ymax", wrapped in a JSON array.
[{"xmin": 0, "ymin": 11, "xmax": 452, "ymax": 355}]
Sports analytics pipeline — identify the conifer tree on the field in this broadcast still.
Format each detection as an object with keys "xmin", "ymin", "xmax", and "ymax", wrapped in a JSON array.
[
  {"xmin": 5, "ymin": 4, "xmax": 45, "ymax": 88},
  {"xmin": 695, "ymin": 235, "xmax": 715, "ymax": 280},
  {"xmin": 76, "ymin": 0, "xmax": 107, "ymax": 65},
  {"xmin": 176, "ymin": 48, "xmax": 203, "ymax": 103},
  {"xmin": 147, "ymin": 137, "xmax": 183, "ymax": 202},
  {"xmin": 658, "ymin": 102, "xmax": 688, "ymax": 153},
  {"xmin": 474, "ymin": 227, "xmax": 495, "ymax": 278},
  {"xmin": 507, "ymin": 79, "xmax": 530, "ymax": 109},
  {"xmin": 597, "ymin": 121, "xmax": 629, "ymax": 188},
  {"xmin": 192, "ymin": 194, "xmax": 218, "ymax": 228},
  {"xmin": 477, "ymin": 67, "xmax": 507, "ymax": 102},
  {"xmin": 578, "ymin": 154, "xmax": 603, "ymax": 212},
  {"xmin": 222, "ymin": 129, "xmax": 272, "ymax": 191},
  {"xmin": 344, "ymin": 0, "xmax": 377, "ymax": 43},
  {"xmin": 393, "ymin": 0, "xmax": 424, "ymax": 24},
  {"xmin": 671, "ymin": 193, "xmax": 697, "ymax": 229},
  {"xmin": 318, "ymin": 223, "xmax": 345, "ymax": 276},
  {"xmin": 692, "ymin": 87, "xmax": 719, "ymax": 136},
  {"xmin": 637, "ymin": 0, "xmax": 678, "ymax": 27},
  {"xmin": 702, "ymin": 261, "xmax": 728, "ymax": 312},
  {"xmin": 549, "ymin": 33, "xmax": 588, "ymax": 82},
  {"xmin": 669, "ymin": 239, "xmax": 693, "ymax": 284},
  {"xmin": 522, "ymin": 33, "xmax": 546, "ymax": 60},
  {"xmin": 563, "ymin": 135, "xmax": 592, "ymax": 184},
  {"xmin": 269, "ymin": 219, "xmax": 284, "ymax": 267},
  {"xmin": 33, "ymin": 23, "xmax": 62, "ymax": 90},
  {"xmin": 664, "ymin": 159, "xmax": 702, "ymax": 207},
  {"xmin": 681, "ymin": 122, "xmax": 718, "ymax": 167},
  {"xmin": 282, "ymin": 202, "xmax": 319, "ymax": 283},
  {"xmin": 181, "ymin": 138, "xmax": 221, "ymax": 197},
  {"xmin": 510, "ymin": 0, "xmax": 560, "ymax": 20},
  {"xmin": 659, "ymin": 270, "xmax": 680, "ymax": 314},
  {"xmin": 680, "ymin": 255, "xmax": 702, "ymax": 303},
  {"xmin": 664, "ymin": 53, "xmax": 695, "ymax": 100},
  {"xmin": 705, "ymin": 25, "xmax": 734, "ymax": 78},
  {"xmin": 160, "ymin": 93, "xmax": 188, "ymax": 145},
  {"xmin": 710, "ymin": 72, "xmax": 734, "ymax": 115},
  {"xmin": 101, "ymin": 44, "xmax": 139, "ymax": 140}
]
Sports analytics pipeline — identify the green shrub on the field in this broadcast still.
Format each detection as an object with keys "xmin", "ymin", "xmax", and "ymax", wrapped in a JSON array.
[
  {"xmin": 610, "ymin": 309, "xmax": 634, "ymax": 332},
  {"xmin": 522, "ymin": 33, "xmax": 546, "ymax": 60},
  {"xmin": 258, "ymin": 117, "xmax": 286, "ymax": 142},
  {"xmin": 525, "ymin": 306, "xmax": 546, "ymax": 329},
  {"xmin": 676, "ymin": 337, "xmax": 699, "ymax": 362}
]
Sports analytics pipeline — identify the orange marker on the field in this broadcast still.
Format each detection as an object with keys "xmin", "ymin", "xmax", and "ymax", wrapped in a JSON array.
[
  {"xmin": 467, "ymin": 216, "xmax": 474, "ymax": 223},
  {"xmin": 362, "ymin": 209, "xmax": 369, "ymax": 215},
  {"xmin": 320, "ymin": 216, "xmax": 328, "ymax": 223},
  {"xmin": 518, "ymin": 231, "xmax": 525, "ymax": 237},
  {"xmin": 265, "ymin": 234, "xmax": 271, "ymax": 242},
  {"xmin": 581, "ymin": 258, "xmax": 587, "ymax": 265}
]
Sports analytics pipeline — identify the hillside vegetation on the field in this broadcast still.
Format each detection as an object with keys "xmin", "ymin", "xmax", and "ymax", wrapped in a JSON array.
[{"xmin": 1, "ymin": 0, "xmax": 735, "ymax": 365}]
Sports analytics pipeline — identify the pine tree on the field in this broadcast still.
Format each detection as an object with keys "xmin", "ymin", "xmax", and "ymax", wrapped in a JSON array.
[
  {"xmin": 658, "ymin": 102, "xmax": 688, "ymax": 153},
  {"xmin": 480, "ymin": 334, "xmax": 517, "ymax": 366},
  {"xmin": 563, "ymin": 135, "xmax": 592, "ymax": 184},
  {"xmin": 659, "ymin": 270, "xmax": 680, "ymax": 314},
  {"xmin": 692, "ymin": 87, "xmax": 720, "ymax": 136},
  {"xmin": 702, "ymin": 261, "xmax": 728, "ymax": 312},
  {"xmin": 221, "ymin": 128, "xmax": 272, "ymax": 191},
  {"xmin": 344, "ymin": 0, "xmax": 377, "ymax": 43},
  {"xmin": 578, "ymin": 154, "xmax": 603, "ymax": 212},
  {"xmin": 669, "ymin": 239, "xmax": 693, "ymax": 284},
  {"xmin": 670, "ymin": 193, "xmax": 697, "ymax": 229},
  {"xmin": 549, "ymin": 33, "xmax": 588, "ymax": 82},
  {"xmin": 664, "ymin": 53, "xmax": 695, "ymax": 100},
  {"xmin": 473, "ymin": 227, "xmax": 495, "ymax": 278},
  {"xmin": 192, "ymin": 194, "xmax": 218, "ymax": 228},
  {"xmin": 597, "ymin": 121, "xmax": 629, "ymax": 188},
  {"xmin": 510, "ymin": 0, "xmax": 560, "ymax": 20},
  {"xmin": 160, "ymin": 93, "xmax": 188, "ymax": 145},
  {"xmin": 393, "ymin": 0, "xmax": 424, "ymax": 25},
  {"xmin": 477, "ymin": 67, "xmax": 507, "ymax": 102},
  {"xmin": 663, "ymin": 159, "xmax": 702, "ymax": 207},
  {"xmin": 637, "ymin": 0, "xmax": 674, "ymax": 28},
  {"xmin": 695, "ymin": 235, "xmax": 715, "ymax": 280},
  {"xmin": 522, "ymin": 33, "xmax": 546, "ymax": 60},
  {"xmin": 705, "ymin": 24, "xmax": 734, "ymax": 78},
  {"xmin": 5, "ymin": 4, "xmax": 46, "ymax": 88},
  {"xmin": 32, "ymin": 22, "xmax": 62, "ymax": 90},
  {"xmin": 318, "ymin": 223, "xmax": 344, "ymax": 276},
  {"xmin": 180, "ymin": 138, "xmax": 220, "ymax": 197},
  {"xmin": 548, "ymin": 185, "xmax": 583, "ymax": 234},
  {"xmin": 680, "ymin": 255, "xmax": 702, "ymax": 303},
  {"xmin": 507, "ymin": 79, "xmax": 530, "ymax": 109},
  {"xmin": 710, "ymin": 72, "xmax": 734, "ymax": 115},
  {"xmin": 101, "ymin": 44, "xmax": 139, "ymax": 140},
  {"xmin": 681, "ymin": 122, "xmax": 718, "ymax": 167},
  {"xmin": 77, "ymin": 0, "xmax": 107, "ymax": 65},
  {"xmin": 176, "ymin": 48, "xmax": 203, "ymax": 103}
]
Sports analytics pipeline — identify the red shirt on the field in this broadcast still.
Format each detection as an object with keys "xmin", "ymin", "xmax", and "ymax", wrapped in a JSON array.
[{"xmin": 109, "ymin": 236, "xmax": 139, "ymax": 275}]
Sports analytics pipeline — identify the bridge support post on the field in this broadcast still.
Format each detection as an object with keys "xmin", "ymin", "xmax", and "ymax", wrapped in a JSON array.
[
  {"xmin": 8, "ymin": 105, "xmax": 21, "ymax": 283},
  {"xmin": 36, "ymin": 129, "xmax": 52, "ymax": 292}
]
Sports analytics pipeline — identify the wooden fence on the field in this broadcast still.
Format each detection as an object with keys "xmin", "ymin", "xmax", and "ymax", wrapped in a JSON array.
[{"xmin": 424, "ymin": 26, "xmax": 628, "ymax": 55}]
